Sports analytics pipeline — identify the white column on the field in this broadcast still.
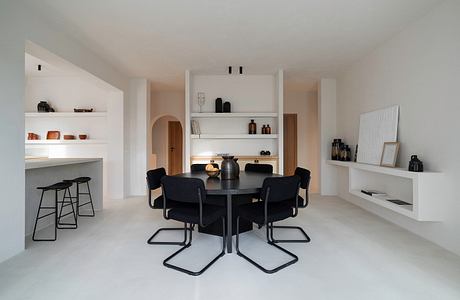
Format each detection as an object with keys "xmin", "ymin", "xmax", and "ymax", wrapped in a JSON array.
[
  {"xmin": 0, "ymin": 41, "xmax": 25, "ymax": 262},
  {"xmin": 318, "ymin": 78, "xmax": 338, "ymax": 195}
]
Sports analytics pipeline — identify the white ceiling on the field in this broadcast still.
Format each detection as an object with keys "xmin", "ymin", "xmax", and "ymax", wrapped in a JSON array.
[{"xmin": 25, "ymin": 0, "xmax": 441, "ymax": 91}]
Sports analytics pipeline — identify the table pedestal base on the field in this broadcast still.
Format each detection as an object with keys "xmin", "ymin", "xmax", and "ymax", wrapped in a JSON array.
[{"xmin": 198, "ymin": 195, "xmax": 253, "ymax": 237}]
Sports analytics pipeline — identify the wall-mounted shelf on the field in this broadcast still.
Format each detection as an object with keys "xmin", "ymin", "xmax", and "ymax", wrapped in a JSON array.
[
  {"xmin": 191, "ymin": 134, "xmax": 278, "ymax": 139},
  {"xmin": 191, "ymin": 112, "xmax": 278, "ymax": 118},
  {"xmin": 25, "ymin": 140, "xmax": 107, "ymax": 145},
  {"xmin": 25, "ymin": 112, "xmax": 107, "ymax": 118},
  {"xmin": 327, "ymin": 160, "xmax": 445, "ymax": 221}
]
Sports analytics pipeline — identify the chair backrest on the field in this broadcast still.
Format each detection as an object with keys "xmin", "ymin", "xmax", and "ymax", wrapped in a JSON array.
[
  {"xmin": 191, "ymin": 163, "xmax": 219, "ymax": 172},
  {"xmin": 260, "ymin": 176, "xmax": 300, "ymax": 203},
  {"xmin": 161, "ymin": 176, "xmax": 205, "ymax": 204},
  {"xmin": 245, "ymin": 163, "xmax": 273, "ymax": 174},
  {"xmin": 146, "ymin": 168, "xmax": 166, "ymax": 190},
  {"xmin": 294, "ymin": 167, "xmax": 311, "ymax": 190}
]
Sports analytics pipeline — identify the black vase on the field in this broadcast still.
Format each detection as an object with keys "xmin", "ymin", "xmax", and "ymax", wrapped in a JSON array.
[
  {"xmin": 408, "ymin": 155, "xmax": 423, "ymax": 172},
  {"xmin": 223, "ymin": 101, "xmax": 231, "ymax": 113},
  {"xmin": 215, "ymin": 98, "xmax": 223, "ymax": 113},
  {"xmin": 37, "ymin": 101, "xmax": 50, "ymax": 112}
]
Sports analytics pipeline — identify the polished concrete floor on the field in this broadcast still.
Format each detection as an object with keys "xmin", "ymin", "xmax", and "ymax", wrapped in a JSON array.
[{"xmin": 1, "ymin": 194, "xmax": 460, "ymax": 300}]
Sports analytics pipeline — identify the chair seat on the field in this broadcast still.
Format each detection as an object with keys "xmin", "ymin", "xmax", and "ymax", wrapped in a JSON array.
[
  {"xmin": 285, "ymin": 196, "xmax": 308, "ymax": 208},
  {"xmin": 37, "ymin": 181, "xmax": 73, "ymax": 191},
  {"xmin": 153, "ymin": 195, "xmax": 182, "ymax": 209},
  {"xmin": 64, "ymin": 177, "xmax": 91, "ymax": 183},
  {"xmin": 168, "ymin": 204, "xmax": 226, "ymax": 226},
  {"xmin": 238, "ymin": 201, "xmax": 293, "ymax": 225}
]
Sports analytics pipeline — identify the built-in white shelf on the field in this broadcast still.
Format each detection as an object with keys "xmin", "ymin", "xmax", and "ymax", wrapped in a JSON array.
[
  {"xmin": 327, "ymin": 160, "xmax": 445, "ymax": 221},
  {"xmin": 25, "ymin": 140, "xmax": 107, "ymax": 145},
  {"xmin": 25, "ymin": 112, "xmax": 107, "ymax": 118},
  {"xmin": 191, "ymin": 112, "xmax": 278, "ymax": 118},
  {"xmin": 191, "ymin": 134, "xmax": 278, "ymax": 139},
  {"xmin": 326, "ymin": 160, "xmax": 439, "ymax": 179}
]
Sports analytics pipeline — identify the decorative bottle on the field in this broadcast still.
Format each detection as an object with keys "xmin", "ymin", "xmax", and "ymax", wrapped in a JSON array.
[{"xmin": 249, "ymin": 120, "xmax": 257, "ymax": 134}]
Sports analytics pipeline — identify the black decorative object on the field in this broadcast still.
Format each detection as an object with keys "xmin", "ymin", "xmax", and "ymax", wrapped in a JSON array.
[
  {"xmin": 408, "ymin": 155, "xmax": 423, "ymax": 172},
  {"xmin": 266, "ymin": 150, "xmax": 271, "ymax": 156},
  {"xmin": 249, "ymin": 120, "xmax": 257, "ymax": 134},
  {"xmin": 354, "ymin": 145, "xmax": 358, "ymax": 162},
  {"xmin": 221, "ymin": 155, "xmax": 238, "ymax": 180},
  {"xmin": 239, "ymin": 66, "xmax": 243, "ymax": 74},
  {"xmin": 37, "ymin": 101, "xmax": 51, "ymax": 112},
  {"xmin": 215, "ymin": 98, "xmax": 223, "ymax": 113},
  {"xmin": 37, "ymin": 64, "xmax": 42, "ymax": 71},
  {"xmin": 223, "ymin": 101, "xmax": 231, "ymax": 113},
  {"xmin": 228, "ymin": 66, "xmax": 232, "ymax": 74},
  {"xmin": 260, "ymin": 150, "xmax": 266, "ymax": 155}
]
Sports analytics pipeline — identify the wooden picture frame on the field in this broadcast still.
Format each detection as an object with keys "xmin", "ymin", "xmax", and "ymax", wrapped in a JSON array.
[{"xmin": 380, "ymin": 142, "xmax": 400, "ymax": 167}]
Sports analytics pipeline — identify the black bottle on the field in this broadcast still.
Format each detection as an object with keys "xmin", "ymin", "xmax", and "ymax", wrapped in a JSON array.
[
  {"xmin": 215, "ymin": 98, "xmax": 223, "ymax": 113},
  {"xmin": 223, "ymin": 101, "xmax": 231, "ymax": 112}
]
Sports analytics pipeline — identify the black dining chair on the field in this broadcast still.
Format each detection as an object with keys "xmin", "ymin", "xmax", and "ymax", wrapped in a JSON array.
[
  {"xmin": 244, "ymin": 163, "xmax": 273, "ymax": 174},
  {"xmin": 236, "ymin": 175, "xmax": 301, "ymax": 274},
  {"xmin": 269, "ymin": 167, "xmax": 311, "ymax": 243},
  {"xmin": 146, "ymin": 168, "xmax": 191, "ymax": 245},
  {"xmin": 191, "ymin": 163, "xmax": 219, "ymax": 172},
  {"xmin": 161, "ymin": 176, "xmax": 226, "ymax": 276}
]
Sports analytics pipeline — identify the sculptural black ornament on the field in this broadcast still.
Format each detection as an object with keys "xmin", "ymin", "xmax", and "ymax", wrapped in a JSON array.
[{"xmin": 408, "ymin": 155, "xmax": 423, "ymax": 172}]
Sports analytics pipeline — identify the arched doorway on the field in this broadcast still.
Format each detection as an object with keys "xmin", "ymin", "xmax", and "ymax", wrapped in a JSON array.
[{"xmin": 151, "ymin": 115, "xmax": 183, "ymax": 175}]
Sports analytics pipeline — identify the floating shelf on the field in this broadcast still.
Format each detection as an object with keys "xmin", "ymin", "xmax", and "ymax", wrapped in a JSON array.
[
  {"xmin": 327, "ymin": 160, "xmax": 445, "ymax": 221},
  {"xmin": 190, "ymin": 112, "xmax": 278, "ymax": 118},
  {"xmin": 25, "ymin": 140, "xmax": 107, "ymax": 145},
  {"xmin": 25, "ymin": 112, "xmax": 107, "ymax": 118},
  {"xmin": 191, "ymin": 134, "xmax": 278, "ymax": 139}
]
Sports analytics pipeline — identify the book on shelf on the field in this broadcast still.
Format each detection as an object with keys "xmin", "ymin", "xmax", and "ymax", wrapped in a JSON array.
[
  {"xmin": 191, "ymin": 120, "xmax": 200, "ymax": 134},
  {"xmin": 361, "ymin": 189, "xmax": 387, "ymax": 197}
]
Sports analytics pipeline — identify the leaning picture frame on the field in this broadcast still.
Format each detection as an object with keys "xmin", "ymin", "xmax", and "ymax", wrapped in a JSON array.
[{"xmin": 380, "ymin": 142, "xmax": 400, "ymax": 167}]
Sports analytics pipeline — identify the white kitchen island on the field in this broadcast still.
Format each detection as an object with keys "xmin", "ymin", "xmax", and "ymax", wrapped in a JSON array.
[{"xmin": 25, "ymin": 158, "xmax": 103, "ymax": 237}]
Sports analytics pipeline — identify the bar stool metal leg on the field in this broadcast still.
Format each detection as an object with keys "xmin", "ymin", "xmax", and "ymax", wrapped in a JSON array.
[
  {"xmin": 57, "ymin": 187, "xmax": 77, "ymax": 229},
  {"xmin": 32, "ymin": 190, "xmax": 58, "ymax": 241},
  {"xmin": 78, "ymin": 182, "xmax": 95, "ymax": 217}
]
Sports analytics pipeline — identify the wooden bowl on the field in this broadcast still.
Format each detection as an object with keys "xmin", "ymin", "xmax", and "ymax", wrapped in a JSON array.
[
  {"xmin": 79, "ymin": 134, "xmax": 88, "ymax": 140},
  {"xmin": 46, "ymin": 131, "xmax": 60, "ymax": 140},
  {"xmin": 63, "ymin": 135, "xmax": 75, "ymax": 140},
  {"xmin": 206, "ymin": 169, "xmax": 220, "ymax": 178}
]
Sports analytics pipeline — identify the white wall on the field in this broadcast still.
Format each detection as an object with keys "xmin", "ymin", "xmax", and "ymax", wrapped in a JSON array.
[
  {"xmin": 128, "ymin": 79, "xmax": 150, "ymax": 196},
  {"xmin": 336, "ymin": 0, "xmax": 460, "ymax": 255},
  {"xmin": 0, "ymin": 1, "xmax": 133, "ymax": 262},
  {"xmin": 319, "ymin": 78, "xmax": 338, "ymax": 195},
  {"xmin": 284, "ymin": 90, "xmax": 319, "ymax": 192}
]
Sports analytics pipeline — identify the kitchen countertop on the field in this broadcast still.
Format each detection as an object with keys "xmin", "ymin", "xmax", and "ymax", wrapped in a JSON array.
[{"xmin": 25, "ymin": 158, "xmax": 102, "ymax": 170}]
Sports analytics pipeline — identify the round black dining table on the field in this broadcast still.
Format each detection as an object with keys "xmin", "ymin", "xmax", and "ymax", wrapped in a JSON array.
[{"xmin": 176, "ymin": 171, "xmax": 281, "ymax": 253}]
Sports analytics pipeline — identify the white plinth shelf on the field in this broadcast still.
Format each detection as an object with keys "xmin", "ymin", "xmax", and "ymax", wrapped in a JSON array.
[
  {"xmin": 25, "ymin": 112, "xmax": 107, "ymax": 118},
  {"xmin": 25, "ymin": 140, "xmax": 107, "ymax": 145},
  {"xmin": 191, "ymin": 112, "xmax": 278, "ymax": 118},
  {"xmin": 327, "ymin": 160, "xmax": 445, "ymax": 221},
  {"xmin": 191, "ymin": 134, "xmax": 278, "ymax": 139}
]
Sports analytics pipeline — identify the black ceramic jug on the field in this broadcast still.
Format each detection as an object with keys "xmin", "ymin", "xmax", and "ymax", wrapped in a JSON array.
[{"xmin": 408, "ymin": 155, "xmax": 423, "ymax": 172}]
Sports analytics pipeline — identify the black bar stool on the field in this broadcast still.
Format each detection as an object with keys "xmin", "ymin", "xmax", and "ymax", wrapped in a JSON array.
[
  {"xmin": 32, "ymin": 181, "xmax": 77, "ymax": 241},
  {"xmin": 64, "ymin": 177, "xmax": 95, "ymax": 217}
]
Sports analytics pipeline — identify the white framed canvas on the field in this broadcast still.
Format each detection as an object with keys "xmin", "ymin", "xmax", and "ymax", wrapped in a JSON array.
[{"xmin": 357, "ymin": 105, "xmax": 399, "ymax": 165}]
